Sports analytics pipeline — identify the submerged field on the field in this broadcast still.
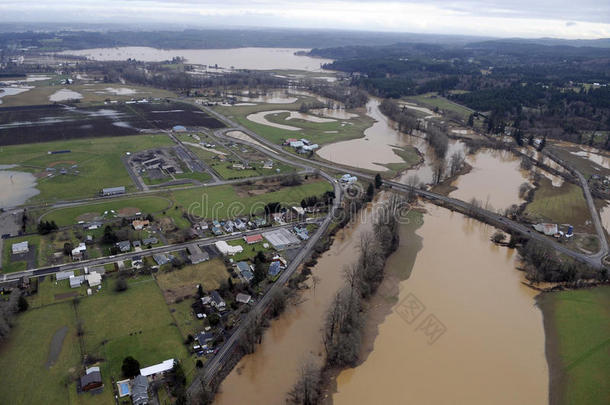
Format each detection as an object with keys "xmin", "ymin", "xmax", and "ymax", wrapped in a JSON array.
[{"xmin": 0, "ymin": 101, "xmax": 224, "ymax": 146}]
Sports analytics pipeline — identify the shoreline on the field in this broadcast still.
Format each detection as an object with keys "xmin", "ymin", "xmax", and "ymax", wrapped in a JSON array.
[{"xmin": 536, "ymin": 292, "xmax": 565, "ymax": 405}]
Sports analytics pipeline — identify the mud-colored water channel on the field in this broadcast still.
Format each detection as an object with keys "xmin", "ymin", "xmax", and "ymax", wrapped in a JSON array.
[
  {"xmin": 214, "ymin": 204, "xmax": 379, "ymax": 405},
  {"xmin": 332, "ymin": 206, "xmax": 548, "ymax": 404}
]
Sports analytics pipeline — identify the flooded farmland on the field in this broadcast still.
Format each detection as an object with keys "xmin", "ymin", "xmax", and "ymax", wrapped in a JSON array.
[{"xmin": 0, "ymin": 165, "xmax": 39, "ymax": 208}]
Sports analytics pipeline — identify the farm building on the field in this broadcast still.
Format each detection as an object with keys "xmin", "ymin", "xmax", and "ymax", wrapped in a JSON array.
[
  {"xmin": 79, "ymin": 369, "xmax": 103, "ymax": 392},
  {"xmin": 215, "ymin": 240, "xmax": 243, "ymax": 256},
  {"xmin": 100, "ymin": 186, "xmax": 125, "ymax": 196},
  {"xmin": 11, "ymin": 241, "xmax": 29, "ymax": 255},
  {"xmin": 263, "ymin": 228, "xmax": 300, "ymax": 250},
  {"xmin": 140, "ymin": 359, "xmax": 175, "ymax": 377},
  {"xmin": 188, "ymin": 244, "xmax": 209, "ymax": 264},
  {"xmin": 69, "ymin": 275, "xmax": 85, "ymax": 288},
  {"xmin": 56, "ymin": 270, "xmax": 75, "ymax": 281},
  {"xmin": 533, "ymin": 223, "xmax": 558, "ymax": 236}
]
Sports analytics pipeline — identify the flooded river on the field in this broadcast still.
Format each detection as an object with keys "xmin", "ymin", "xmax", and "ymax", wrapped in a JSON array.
[
  {"xmin": 214, "ymin": 204, "xmax": 378, "ymax": 405},
  {"xmin": 332, "ymin": 206, "xmax": 548, "ymax": 404},
  {"xmin": 59, "ymin": 47, "xmax": 332, "ymax": 71}
]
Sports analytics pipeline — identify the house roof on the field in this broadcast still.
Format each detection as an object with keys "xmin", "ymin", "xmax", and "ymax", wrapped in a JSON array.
[
  {"xmin": 130, "ymin": 375, "xmax": 149, "ymax": 405},
  {"xmin": 269, "ymin": 261, "xmax": 282, "ymax": 277},
  {"xmin": 80, "ymin": 371, "xmax": 102, "ymax": 387},
  {"xmin": 236, "ymin": 293, "xmax": 251, "ymax": 304},
  {"xmin": 140, "ymin": 359, "xmax": 175, "ymax": 377},
  {"xmin": 244, "ymin": 234, "xmax": 263, "ymax": 244},
  {"xmin": 210, "ymin": 290, "xmax": 225, "ymax": 305},
  {"xmin": 196, "ymin": 331, "xmax": 214, "ymax": 344}
]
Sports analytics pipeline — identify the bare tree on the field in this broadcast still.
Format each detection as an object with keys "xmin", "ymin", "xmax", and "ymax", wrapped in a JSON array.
[
  {"xmin": 449, "ymin": 151, "xmax": 465, "ymax": 176},
  {"xmin": 287, "ymin": 360, "xmax": 322, "ymax": 405}
]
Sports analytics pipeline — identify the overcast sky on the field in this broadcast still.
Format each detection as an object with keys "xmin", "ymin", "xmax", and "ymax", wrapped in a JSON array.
[{"xmin": 2, "ymin": 0, "xmax": 609, "ymax": 39}]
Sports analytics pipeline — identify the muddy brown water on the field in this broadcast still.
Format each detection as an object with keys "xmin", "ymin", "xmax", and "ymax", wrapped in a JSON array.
[
  {"xmin": 213, "ymin": 203, "xmax": 379, "ymax": 405},
  {"xmin": 332, "ymin": 206, "xmax": 548, "ymax": 404}
]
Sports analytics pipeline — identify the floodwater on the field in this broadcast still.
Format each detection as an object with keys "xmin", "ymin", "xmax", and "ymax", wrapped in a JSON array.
[
  {"xmin": 333, "ymin": 206, "xmax": 548, "ymax": 405},
  {"xmin": 60, "ymin": 47, "xmax": 333, "ymax": 71},
  {"xmin": 316, "ymin": 98, "xmax": 410, "ymax": 170},
  {"xmin": 214, "ymin": 203, "xmax": 379, "ymax": 405},
  {"xmin": 571, "ymin": 147, "xmax": 610, "ymax": 170},
  {"xmin": 0, "ymin": 86, "xmax": 32, "ymax": 104},
  {"xmin": 0, "ymin": 166, "xmax": 40, "ymax": 208},
  {"xmin": 449, "ymin": 148, "xmax": 531, "ymax": 211},
  {"xmin": 246, "ymin": 110, "xmax": 302, "ymax": 131},
  {"xmin": 599, "ymin": 203, "xmax": 610, "ymax": 234},
  {"xmin": 238, "ymin": 90, "xmax": 298, "ymax": 104},
  {"xmin": 49, "ymin": 89, "xmax": 83, "ymax": 102}
]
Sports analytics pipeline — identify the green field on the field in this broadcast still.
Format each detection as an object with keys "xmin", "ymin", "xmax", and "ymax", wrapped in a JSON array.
[
  {"xmin": 79, "ymin": 277, "xmax": 192, "ymax": 390},
  {"xmin": 0, "ymin": 301, "xmax": 81, "ymax": 405},
  {"xmin": 525, "ymin": 178, "xmax": 591, "ymax": 229},
  {"xmin": 0, "ymin": 134, "xmax": 174, "ymax": 202},
  {"xmin": 42, "ymin": 196, "xmax": 172, "ymax": 226},
  {"xmin": 172, "ymin": 180, "xmax": 332, "ymax": 219},
  {"xmin": 404, "ymin": 92, "xmax": 474, "ymax": 121},
  {"xmin": 378, "ymin": 146, "xmax": 423, "ymax": 176},
  {"xmin": 157, "ymin": 258, "xmax": 232, "ymax": 301},
  {"xmin": 0, "ymin": 274, "xmax": 193, "ymax": 405},
  {"xmin": 215, "ymin": 102, "xmax": 373, "ymax": 146},
  {"xmin": 542, "ymin": 286, "xmax": 610, "ymax": 405}
]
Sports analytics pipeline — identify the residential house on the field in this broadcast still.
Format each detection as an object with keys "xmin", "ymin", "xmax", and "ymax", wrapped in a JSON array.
[
  {"xmin": 210, "ymin": 290, "xmax": 226, "ymax": 310},
  {"xmin": 234, "ymin": 218, "xmax": 247, "ymax": 231},
  {"xmin": 253, "ymin": 217, "xmax": 267, "ymax": 227},
  {"xmin": 132, "ymin": 220, "xmax": 150, "ymax": 230},
  {"xmin": 244, "ymin": 234, "xmax": 263, "ymax": 245},
  {"xmin": 223, "ymin": 220, "xmax": 235, "ymax": 233},
  {"xmin": 291, "ymin": 206, "xmax": 305, "ymax": 216},
  {"xmin": 153, "ymin": 254, "xmax": 171, "ymax": 266},
  {"xmin": 236, "ymin": 293, "xmax": 252, "ymax": 304},
  {"xmin": 269, "ymin": 261, "xmax": 282, "ymax": 277},
  {"xmin": 132, "ymin": 256, "xmax": 143, "ymax": 269},
  {"xmin": 130, "ymin": 375, "xmax": 149, "ymax": 405},
  {"xmin": 71, "ymin": 243, "xmax": 87, "ymax": 260},
  {"xmin": 236, "ymin": 261, "xmax": 254, "ymax": 282},
  {"xmin": 116, "ymin": 241, "xmax": 131, "ymax": 253},
  {"xmin": 211, "ymin": 226, "xmax": 223, "ymax": 236},
  {"xmin": 196, "ymin": 331, "xmax": 215, "ymax": 345},
  {"xmin": 11, "ymin": 241, "xmax": 29, "ymax": 255},
  {"xmin": 142, "ymin": 237, "xmax": 158, "ymax": 246}
]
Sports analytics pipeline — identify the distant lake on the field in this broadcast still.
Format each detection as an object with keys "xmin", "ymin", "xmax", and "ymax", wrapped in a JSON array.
[{"xmin": 59, "ymin": 47, "xmax": 333, "ymax": 71}]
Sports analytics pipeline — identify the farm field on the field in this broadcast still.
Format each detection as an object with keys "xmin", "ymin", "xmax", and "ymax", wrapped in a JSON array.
[
  {"xmin": 404, "ymin": 92, "xmax": 474, "ymax": 121},
  {"xmin": 172, "ymin": 180, "xmax": 332, "ymax": 220},
  {"xmin": 0, "ymin": 301, "xmax": 82, "ymax": 405},
  {"xmin": 0, "ymin": 134, "xmax": 174, "ymax": 202},
  {"xmin": 156, "ymin": 258, "xmax": 232, "ymax": 304},
  {"xmin": 215, "ymin": 102, "xmax": 373, "ymax": 146},
  {"xmin": 41, "ymin": 195, "xmax": 172, "ymax": 226},
  {"xmin": 541, "ymin": 286, "xmax": 610, "ymax": 405},
  {"xmin": 524, "ymin": 177, "xmax": 592, "ymax": 230},
  {"xmin": 0, "ymin": 101, "xmax": 224, "ymax": 146}
]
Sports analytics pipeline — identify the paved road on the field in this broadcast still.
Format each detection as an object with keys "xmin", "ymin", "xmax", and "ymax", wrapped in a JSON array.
[{"xmin": 1, "ymin": 220, "xmax": 323, "ymax": 284}]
